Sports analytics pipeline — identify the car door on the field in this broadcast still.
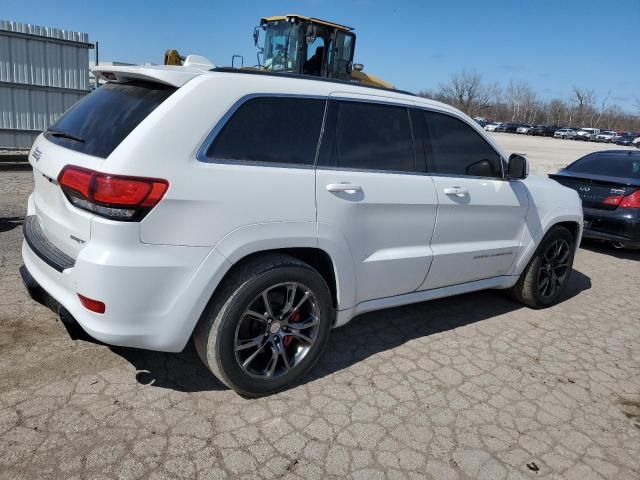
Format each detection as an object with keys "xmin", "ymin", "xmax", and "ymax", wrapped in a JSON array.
[
  {"xmin": 413, "ymin": 108, "xmax": 529, "ymax": 291},
  {"xmin": 315, "ymin": 96, "xmax": 438, "ymax": 305}
]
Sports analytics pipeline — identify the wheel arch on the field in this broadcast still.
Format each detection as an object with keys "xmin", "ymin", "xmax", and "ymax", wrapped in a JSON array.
[
  {"xmin": 220, "ymin": 247, "xmax": 340, "ymax": 310},
  {"xmin": 513, "ymin": 212, "xmax": 583, "ymax": 277}
]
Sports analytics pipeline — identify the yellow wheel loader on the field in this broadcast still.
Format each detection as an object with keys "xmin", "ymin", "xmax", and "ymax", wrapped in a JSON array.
[
  {"xmin": 254, "ymin": 14, "xmax": 393, "ymax": 89},
  {"xmin": 164, "ymin": 14, "xmax": 393, "ymax": 89}
]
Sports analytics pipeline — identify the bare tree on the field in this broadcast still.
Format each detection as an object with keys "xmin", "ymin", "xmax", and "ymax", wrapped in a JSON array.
[
  {"xmin": 571, "ymin": 87, "xmax": 597, "ymax": 126},
  {"xmin": 418, "ymin": 77, "xmax": 640, "ymax": 131},
  {"xmin": 505, "ymin": 80, "xmax": 537, "ymax": 123},
  {"xmin": 437, "ymin": 70, "xmax": 494, "ymax": 117},
  {"xmin": 546, "ymin": 98, "xmax": 568, "ymax": 126},
  {"xmin": 594, "ymin": 90, "xmax": 611, "ymax": 127},
  {"xmin": 601, "ymin": 105, "xmax": 623, "ymax": 130}
]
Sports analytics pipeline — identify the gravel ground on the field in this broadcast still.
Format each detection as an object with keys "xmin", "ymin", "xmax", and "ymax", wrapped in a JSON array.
[
  {"xmin": 487, "ymin": 133, "xmax": 636, "ymax": 176},
  {"xmin": 1, "ymin": 144, "xmax": 640, "ymax": 479}
]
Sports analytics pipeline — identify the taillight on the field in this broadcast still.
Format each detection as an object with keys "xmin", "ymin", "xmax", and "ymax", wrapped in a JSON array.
[
  {"xmin": 602, "ymin": 190, "xmax": 640, "ymax": 208},
  {"xmin": 58, "ymin": 165, "xmax": 168, "ymax": 221},
  {"xmin": 619, "ymin": 190, "xmax": 640, "ymax": 208}
]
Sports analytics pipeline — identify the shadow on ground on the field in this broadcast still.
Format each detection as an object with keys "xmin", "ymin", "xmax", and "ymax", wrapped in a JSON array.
[
  {"xmin": 60, "ymin": 269, "xmax": 591, "ymax": 394},
  {"xmin": 580, "ymin": 239, "xmax": 640, "ymax": 261},
  {"xmin": 0, "ymin": 216, "xmax": 24, "ymax": 233}
]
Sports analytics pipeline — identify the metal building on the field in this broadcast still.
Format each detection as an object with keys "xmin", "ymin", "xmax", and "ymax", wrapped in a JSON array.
[{"xmin": 0, "ymin": 20, "xmax": 93, "ymax": 149}]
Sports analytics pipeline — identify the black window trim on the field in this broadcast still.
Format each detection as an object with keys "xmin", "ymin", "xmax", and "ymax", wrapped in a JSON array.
[
  {"xmin": 414, "ymin": 106, "xmax": 507, "ymax": 180},
  {"xmin": 315, "ymin": 97, "xmax": 419, "ymax": 175},
  {"xmin": 196, "ymin": 93, "xmax": 329, "ymax": 169},
  {"xmin": 197, "ymin": 93, "xmax": 506, "ymax": 179}
]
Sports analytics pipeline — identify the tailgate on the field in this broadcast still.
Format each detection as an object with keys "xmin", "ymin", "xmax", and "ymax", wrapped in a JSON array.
[
  {"xmin": 26, "ymin": 79, "xmax": 178, "ymax": 260},
  {"xmin": 29, "ymin": 136, "xmax": 101, "ymax": 258}
]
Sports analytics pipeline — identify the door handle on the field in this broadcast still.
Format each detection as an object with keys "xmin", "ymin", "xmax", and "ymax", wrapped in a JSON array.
[
  {"xmin": 443, "ymin": 187, "xmax": 469, "ymax": 197},
  {"xmin": 326, "ymin": 183, "xmax": 362, "ymax": 193}
]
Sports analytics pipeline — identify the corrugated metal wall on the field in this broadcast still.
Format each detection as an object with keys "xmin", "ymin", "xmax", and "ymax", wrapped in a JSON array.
[{"xmin": 0, "ymin": 20, "xmax": 92, "ymax": 149}]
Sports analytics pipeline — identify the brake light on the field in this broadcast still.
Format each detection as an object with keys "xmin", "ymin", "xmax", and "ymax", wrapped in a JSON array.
[
  {"xmin": 58, "ymin": 166, "xmax": 168, "ymax": 221},
  {"xmin": 619, "ymin": 190, "xmax": 640, "ymax": 208},
  {"xmin": 78, "ymin": 294, "xmax": 105, "ymax": 314}
]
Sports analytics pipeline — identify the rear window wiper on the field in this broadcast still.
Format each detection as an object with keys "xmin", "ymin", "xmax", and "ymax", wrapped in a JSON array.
[{"xmin": 47, "ymin": 129, "xmax": 86, "ymax": 143}]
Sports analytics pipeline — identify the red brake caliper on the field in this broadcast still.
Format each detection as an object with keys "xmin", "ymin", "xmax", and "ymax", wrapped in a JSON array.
[{"xmin": 284, "ymin": 310, "xmax": 300, "ymax": 347}]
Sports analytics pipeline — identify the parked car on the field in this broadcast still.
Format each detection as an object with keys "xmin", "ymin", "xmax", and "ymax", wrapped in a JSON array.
[
  {"xmin": 634, "ymin": 136, "xmax": 640, "ymax": 148},
  {"xmin": 554, "ymin": 128, "xmax": 577, "ymax": 139},
  {"xmin": 594, "ymin": 131, "xmax": 616, "ymax": 143},
  {"xmin": 574, "ymin": 128, "xmax": 600, "ymax": 141},
  {"xmin": 531, "ymin": 125, "xmax": 558, "ymax": 137},
  {"xmin": 516, "ymin": 124, "xmax": 534, "ymax": 134},
  {"xmin": 20, "ymin": 64, "xmax": 583, "ymax": 396},
  {"xmin": 484, "ymin": 122, "xmax": 501, "ymax": 132},
  {"xmin": 615, "ymin": 134, "xmax": 637, "ymax": 146},
  {"xmin": 612, "ymin": 132, "xmax": 631, "ymax": 143},
  {"xmin": 495, "ymin": 122, "xmax": 519, "ymax": 133},
  {"xmin": 550, "ymin": 151, "xmax": 640, "ymax": 249}
]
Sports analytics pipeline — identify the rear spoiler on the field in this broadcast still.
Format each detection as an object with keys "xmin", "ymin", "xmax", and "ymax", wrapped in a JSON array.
[{"xmin": 92, "ymin": 64, "xmax": 204, "ymax": 88}]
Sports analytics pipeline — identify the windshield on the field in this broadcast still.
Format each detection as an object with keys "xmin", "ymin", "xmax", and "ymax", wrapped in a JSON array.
[{"xmin": 262, "ymin": 22, "xmax": 300, "ymax": 72}]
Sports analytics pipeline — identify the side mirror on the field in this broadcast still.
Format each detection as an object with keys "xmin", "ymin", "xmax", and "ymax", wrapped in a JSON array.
[
  {"xmin": 466, "ymin": 159, "xmax": 496, "ymax": 177},
  {"xmin": 508, "ymin": 153, "xmax": 528, "ymax": 179},
  {"xmin": 353, "ymin": 63, "xmax": 364, "ymax": 72},
  {"xmin": 253, "ymin": 26, "xmax": 260, "ymax": 47}
]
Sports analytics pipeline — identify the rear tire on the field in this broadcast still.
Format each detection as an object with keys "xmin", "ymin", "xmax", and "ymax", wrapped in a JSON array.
[
  {"xmin": 194, "ymin": 254, "xmax": 334, "ymax": 397},
  {"xmin": 509, "ymin": 226, "xmax": 575, "ymax": 309}
]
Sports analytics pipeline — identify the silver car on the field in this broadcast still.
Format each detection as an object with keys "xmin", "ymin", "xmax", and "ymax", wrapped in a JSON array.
[{"xmin": 554, "ymin": 128, "xmax": 577, "ymax": 139}]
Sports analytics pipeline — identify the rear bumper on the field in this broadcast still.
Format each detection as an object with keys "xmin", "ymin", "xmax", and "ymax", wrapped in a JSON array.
[
  {"xmin": 21, "ymin": 217, "xmax": 232, "ymax": 352},
  {"xmin": 582, "ymin": 207, "xmax": 640, "ymax": 247}
]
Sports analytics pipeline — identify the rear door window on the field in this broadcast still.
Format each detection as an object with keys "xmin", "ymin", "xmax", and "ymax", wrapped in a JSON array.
[
  {"xmin": 317, "ymin": 100, "xmax": 415, "ymax": 172},
  {"xmin": 44, "ymin": 81, "xmax": 176, "ymax": 159},
  {"xmin": 204, "ymin": 97, "xmax": 326, "ymax": 166}
]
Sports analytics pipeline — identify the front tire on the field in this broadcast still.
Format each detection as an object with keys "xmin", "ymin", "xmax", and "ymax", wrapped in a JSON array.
[
  {"xmin": 509, "ymin": 226, "xmax": 575, "ymax": 309},
  {"xmin": 194, "ymin": 254, "xmax": 334, "ymax": 397}
]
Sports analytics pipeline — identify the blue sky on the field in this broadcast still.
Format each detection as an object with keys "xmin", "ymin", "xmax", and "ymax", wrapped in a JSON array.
[{"xmin": 4, "ymin": 0, "xmax": 639, "ymax": 111}]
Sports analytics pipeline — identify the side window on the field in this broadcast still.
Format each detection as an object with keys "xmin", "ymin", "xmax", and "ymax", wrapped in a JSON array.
[
  {"xmin": 318, "ymin": 100, "xmax": 415, "ymax": 172},
  {"xmin": 422, "ymin": 110, "xmax": 503, "ymax": 177},
  {"xmin": 204, "ymin": 97, "xmax": 325, "ymax": 166}
]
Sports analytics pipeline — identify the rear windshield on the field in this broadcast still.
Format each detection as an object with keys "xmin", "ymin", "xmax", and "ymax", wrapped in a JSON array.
[
  {"xmin": 44, "ymin": 81, "xmax": 176, "ymax": 158},
  {"xmin": 566, "ymin": 153, "xmax": 640, "ymax": 179}
]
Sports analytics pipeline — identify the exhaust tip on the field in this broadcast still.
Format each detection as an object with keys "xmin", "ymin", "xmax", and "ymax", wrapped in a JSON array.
[{"xmin": 612, "ymin": 241, "xmax": 625, "ymax": 249}]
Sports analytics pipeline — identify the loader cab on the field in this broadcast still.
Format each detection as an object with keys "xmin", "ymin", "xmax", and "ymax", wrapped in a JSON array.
[{"xmin": 255, "ymin": 15, "xmax": 356, "ymax": 82}]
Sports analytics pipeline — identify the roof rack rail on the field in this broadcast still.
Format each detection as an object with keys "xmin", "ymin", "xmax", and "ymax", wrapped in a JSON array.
[{"xmin": 209, "ymin": 67, "xmax": 415, "ymax": 97}]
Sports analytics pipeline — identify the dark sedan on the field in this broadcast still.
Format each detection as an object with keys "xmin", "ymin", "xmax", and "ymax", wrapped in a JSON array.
[
  {"xmin": 550, "ymin": 151, "xmax": 640, "ymax": 249},
  {"xmin": 495, "ymin": 122, "xmax": 519, "ymax": 133},
  {"xmin": 530, "ymin": 125, "xmax": 558, "ymax": 137},
  {"xmin": 616, "ymin": 135, "xmax": 638, "ymax": 146}
]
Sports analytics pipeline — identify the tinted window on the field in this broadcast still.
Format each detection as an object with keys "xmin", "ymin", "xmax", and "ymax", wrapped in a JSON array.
[
  {"xmin": 566, "ymin": 153, "xmax": 640, "ymax": 179},
  {"xmin": 45, "ymin": 81, "xmax": 176, "ymax": 159},
  {"xmin": 205, "ymin": 97, "xmax": 325, "ymax": 165},
  {"xmin": 422, "ymin": 110, "xmax": 502, "ymax": 177},
  {"xmin": 317, "ymin": 100, "xmax": 414, "ymax": 172}
]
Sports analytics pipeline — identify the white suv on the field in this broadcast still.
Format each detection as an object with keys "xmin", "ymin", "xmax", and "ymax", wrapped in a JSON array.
[
  {"xmin": 21, "ymin": 64, "xmax": 583, "ymax": 396},
  {"xmin": 575, "ymin": 128, "xmax": 600, "ymax": 141}
]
